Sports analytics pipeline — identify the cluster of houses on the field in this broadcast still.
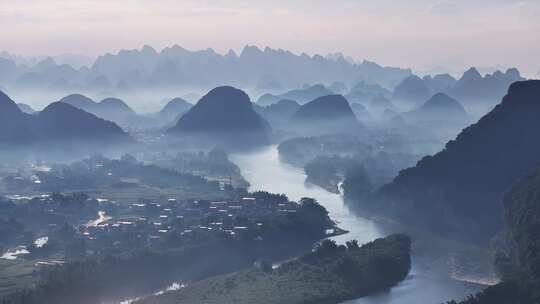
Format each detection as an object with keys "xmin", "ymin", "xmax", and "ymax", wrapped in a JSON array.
[{"xmin": 79, "ymin": 196, "xmax": 300, "ymax": 250}]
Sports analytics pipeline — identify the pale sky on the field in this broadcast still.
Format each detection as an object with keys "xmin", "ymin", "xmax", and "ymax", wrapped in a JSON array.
[{"xmin": 1, "ymin": 0, "xmax": 539, "ymax": 77}]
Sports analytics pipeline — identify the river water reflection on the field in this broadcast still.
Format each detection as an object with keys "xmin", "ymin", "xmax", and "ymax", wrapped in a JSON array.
[{"xmin": 231, "ymin": 145, "xmax": 481, "ymax": 304}]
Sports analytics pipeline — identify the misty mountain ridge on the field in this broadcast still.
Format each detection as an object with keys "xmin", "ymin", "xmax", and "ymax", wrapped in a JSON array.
[
  {"xmin": 365, "ymin": 80, "xmax": 540, "ymax": 243},
  {"xmin": 59, "ymin": 94, "xmax": 169, "ymax": 129},
  {"xmin": 0, "ymin": 45, "xmax": 412, "ymax": 98},
  {"xmin": 350, "ymin": 102, "xmax": 373, "ymax": 123},
  {"xmin": 154, "ymin": 97, "xmax": 192, "ymax": 123},
  {"xmin": 450, "ymin": 67, "xmax": 525, "ymax": 102},
  {"xmin": 257, "ymin": 84, "xmax": 334, "ymax": 106},
  {"xmin": 0, "ymin": 90, "xmax": 34, "ymax": 143},
  {"xmin": 345, "ymin": 81, "xmax": 392, "ymax": 105},
  {"xmin": 389, "ymin": 68, "xmax": 525, "ymax": 113},
  {"xmin": 406, "ymin": 93, "xmax": 468, "ymax": 123},
  {"xmin": 256, "ymin": 99, "xmax": 301, "ymax": 129},
  {"xmin": 0, "ymin": 90, "xmax": 131, "ymax": 148},
  {"xmin": 392, "ymin": 75, "xmax": 432, "ymax": 107},
  {"xmin": 368, "ymin": 95, "xmax": 397, "ymax": 117}
]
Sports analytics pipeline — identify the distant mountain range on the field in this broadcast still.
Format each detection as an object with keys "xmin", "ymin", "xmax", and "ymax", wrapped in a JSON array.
[
  {"xmin": 59, "ymin": 94, "xmax": 191, "ymax": 129},
  {"xmin": 0, "ymin": 90, "xmax": 131, "ymax": 147},
  {"xmin": 355, "ymin": 80, "xmax": 540, "ymax": 243},
  {"xmin": 168, "ymin": 86, "xmax": 270, "ymax": 149},
  {"xmin": 391, "ymin": 68, "xmax": 525, "ymax": 111},
  {"xmin": 257, "ymin": 84, "xmax": 334, "ymax": 106},
  {"xmin": 0, "ymin": 45, "xmax": 412, "ymax": 95},
  {"xmin": 61, "ymin": 94, "xmax": 136, "ymax": 124},
  {"xmin": 256, "ymin": 99, "xmax": 301, "ymax": 129}
]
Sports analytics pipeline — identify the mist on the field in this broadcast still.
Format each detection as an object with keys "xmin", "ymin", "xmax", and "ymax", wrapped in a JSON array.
[{"xmin": 1, "ymin": 1, "xmax": 540, "ymax": 303}]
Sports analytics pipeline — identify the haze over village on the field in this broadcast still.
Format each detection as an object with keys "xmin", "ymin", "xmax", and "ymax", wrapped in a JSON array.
[{"xmin": 1, "ymin": 1, "xmax": 539, "ymax": 304}]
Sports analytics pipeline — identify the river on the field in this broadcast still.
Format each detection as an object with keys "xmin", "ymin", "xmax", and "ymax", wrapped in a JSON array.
[{"xmin": 230, "ymin": 145, "xmax": 482, "ymax": 304}]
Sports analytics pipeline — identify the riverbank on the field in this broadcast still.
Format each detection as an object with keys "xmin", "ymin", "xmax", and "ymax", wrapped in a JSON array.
[
  {"xmin": 137, "ymin": 235, "xmax": 412, "ymax": 304},
  {"xmin": 230, "ymin": 145, "xmax": 489, "ymax": 304}
]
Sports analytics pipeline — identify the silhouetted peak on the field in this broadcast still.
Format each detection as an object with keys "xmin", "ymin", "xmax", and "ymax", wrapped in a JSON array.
[
  {"xmin": 393, "ymin": 75, "xmax": 431, "ymax": 104},
  {"xmin": 433, "ymin": 73, "xmax": 456, "ymax": 82},
  {"xmin": 17, "ymin": 103, "xmax": 36, "ymax": 114},
  {"xmin": 0, "ymin": 90, "xmax": 22, "ymax": 114},
  {"xmin": 291, "ymin": 94, "xmax": 361, "ymax": 134},
  {"xmin": 294, "ymin": 94, "xmax": 357, "ymax": 119},
  {"xmin": 240, "ymin": 45, "xmax": 263, "ymax": 58},
  {"xmin": 416, "ymin": 93, "xmax": 467, "ymax": 116},
  {"xmin": 492, "ymin": 71, "xmax": 504, "ymax": 78},
  {"xmin": 160, "ymin": 97, "xmax": 191, "ymax": 114},
  {"xmin": 203, "ymin": 48, "xmax": 217, "ymax": 55},
  {"xmin": 199, "ymin": 86, "xmax": 252, "ymax": 108},
  {"xmin": 309, "ymin": 94, "xmax": 347, "ymax": 106},
  {"xmin": 99, "ymin": 98, "xmax": 134, "ymax": 112},
  {"xmin": 403, "ymin": 75, "xmax": 423, "ymax": 84},
  {"xmin": 225, "ymin": 49, "xmax": 238, "ymax": 58},
  {"xmin": 311, "ymin": 84, "xmax": 327, "ymax": 90},
  {"xmin": 461, "ymin": 67, "xmax": 482, "ymax": 81},
  {"xmin": 505, "ymin": 80, "xmax": 540, "ymax": 103},
  {"xmin": 274, "ymin": 99, "xmax": 300, "ymax": 108},
  {"xmin": 35, "ymin": 57, "xmax": 57, "ymax": 69},
  {"xmin": 141, "ymin": 45, "xmax": 157, "ymax": 55},
  {"xmin": 36, "ymin": 101, "xmax": 131, "ymax": 142},
  {"xmin": 60, "ymin": 94, "xmax": 96, "ymax": 108},
  {"xmin": 41, "ymin": 101, "xmax": 84, "ymax": 115},
  {"xmin": 168, "ymin": 86, "xmax": 269, "ymax": 149},
  {"xmin": 425, "ymin": 92, "xmax": 462, "ymax": 107},
  {"xmin": 505, "ymin": 68, "xmax": 522, "ymax": 79}
]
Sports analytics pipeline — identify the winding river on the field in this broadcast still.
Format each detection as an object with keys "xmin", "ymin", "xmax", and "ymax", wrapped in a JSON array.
[{"xmin": 231, "ymin": 145, "xmax": 481, "ymax": 304}]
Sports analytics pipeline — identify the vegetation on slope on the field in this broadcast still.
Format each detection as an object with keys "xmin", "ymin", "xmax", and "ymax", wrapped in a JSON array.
[{"xmin": 138, "ymin": 234, "xmax": 411, "ymax": 304}]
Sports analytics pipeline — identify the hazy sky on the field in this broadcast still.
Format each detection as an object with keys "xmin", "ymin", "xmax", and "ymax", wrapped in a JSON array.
[{"xmin": 1, "ymin": 0, "xmax": 539, "ymax": 76}]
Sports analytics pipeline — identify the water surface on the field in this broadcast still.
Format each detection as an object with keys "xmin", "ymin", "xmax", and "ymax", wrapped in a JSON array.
[{"xmin": 231, "ymin": 145, "xmax": 481, "ymax": 304}]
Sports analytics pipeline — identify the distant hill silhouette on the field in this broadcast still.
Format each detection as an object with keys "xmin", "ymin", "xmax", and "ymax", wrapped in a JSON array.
[
  {"xmin": 99, "ymin": 97, "xmax": 135, "ymax": 115},
  {"xmin": 329, "ymin": 81, "xmax": 348, "ymax": 94},
  {"xmin": 345, "ymin": 81, "xmax": 392, "ymax": 105},
  {"xmin": 168, "ymin": 86, "xmax": 270, "ymax": 149},
  {"xmin": 257, "ymin": 84, "xmax": 334, "ymax": 106},
  {"xmin": 0, "ymin": 91, "xmax": 34, "ymax": 143},
  {"xmin": 17, "ymin": 103, "xmax": 36, "ymax": 114},
  {"xmin": 422, "ymin": 74, "xmax": 457, "ymax": 94},
  {"xmin": 257, "ymin": 99, "xmax": 300, "ymax": 129},
  {"xmin": 90, "ymin": 45, "xmax": 411, "ymax": 90},
  {"xmin": 360, "ymin": 80, "xmax": 540, "ymax": 243},
  {"xmin": 146, "ymin": 97, "xmax": 194, "ymax": 127},
  {"xmin": 257, "ymin": 93, "xmax": 282, "ymax": 106},
  {"xmin": 32, "ymin": 102, "xmax": 131, "ymax": 143},
  {"xmin": 61, "ymin": 94, "xmax": 136, "ymax": 125},
  {"xmin": 392, "ymin": 75, "xmax": 431, "ymax": 106},
  {"xmin": 390, "ymin": 68, "xmax": 525, "ymax": 115},
  {"xmin": 60, "ymin": 94, "xmax": 96, "ymax": 110},
  {"xmin": 0, "ymin": 90, "xmax": 131, "ymax": 147},
  {"xmin": 291, "ymin": 95, "xmax": 361, "ymax": 135},
  {"xmin": 368, "ymin": 95, "xmax": 397, "ymax": 117},
  {"xmin": 60, "ymin": 94, "xmax": 161, "ymax": 129},
  {"xmin": 157, "ymin": 97, "xmax": 192, "ymax": 123},
  {"xmin": 350, "ymin": 103, "xmax": 373, "ymax": 123},
  {"xmin": 450, "ymin": 67, "xmax": 525, "ymax": 104},
  {"xmin": 406, "ymin": 93, "xmax": 468, "ymax": 124},
  {"xmin": 1, "ymin": 46, "xmax": 411, "ymax": 92}
]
